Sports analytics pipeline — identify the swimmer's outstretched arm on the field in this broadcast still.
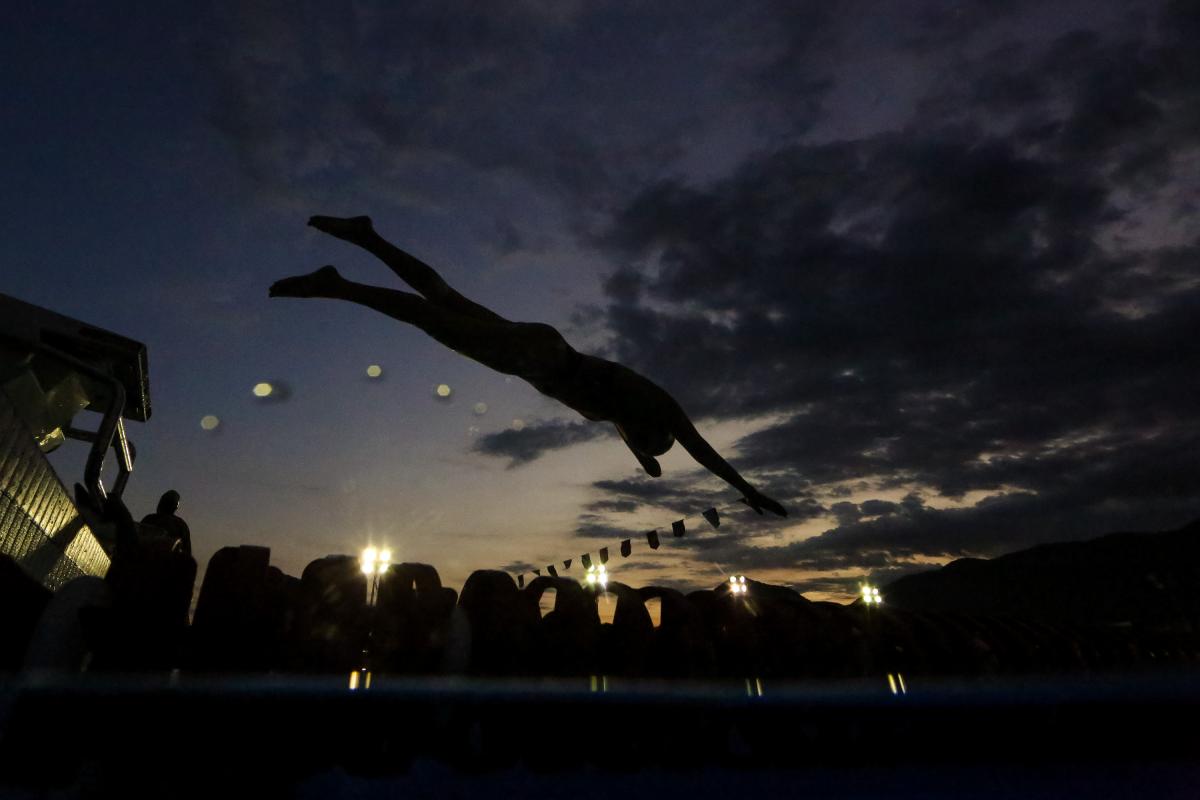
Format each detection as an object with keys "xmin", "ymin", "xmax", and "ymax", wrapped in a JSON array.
[{"xmin": 670, "ymin": 408, "xmax": 788, "ymax": 517}]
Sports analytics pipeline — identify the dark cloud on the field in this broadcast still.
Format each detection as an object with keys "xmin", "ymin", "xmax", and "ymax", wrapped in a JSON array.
[
  {"xmin": 584, "ymin": 498, "xmax": 640, "ymax": 514},
  {"xmin": 719, "ymin": 480, "xmax": 1200, "ymax": 590},
  {"xmin": 859, "ymin": 499, "xmax": 900, "ymax": 517},
  {"xmin": 589, "ymin": 475, "xmax": 719, "ymax": 512},
  {"xmin": 472, "ymin": 419, "xmax": 608, "ymax": 466},
  {"xmin": 898, "ymin": 0, "xmax": 1025, "ymax": 51},
  {"xmin": 830, "ymin": 501, "xmax": 862, "ymax": 526},
  {"xmin": 572, "ymin": 514, "xmax": 635, "ymax": 541},
  {"xmin": 196, "ymin": 1, "xmax": 836, "ymax": 216},
  {"xmin": 573, "ymin": 483, "xmax": 826, "ymax": 550},
  {"xmin": 577, "ymin": 0, "xmax": 1200, "ymax": 579}
]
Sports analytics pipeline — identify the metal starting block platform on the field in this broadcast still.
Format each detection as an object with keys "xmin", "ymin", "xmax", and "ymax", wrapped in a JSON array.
[{"xmin": 0, "ymin": 293, "xmax": 151, "ymax": 588}]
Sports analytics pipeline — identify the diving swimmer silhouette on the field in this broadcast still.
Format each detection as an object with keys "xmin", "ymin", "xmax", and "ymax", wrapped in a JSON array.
[{"xmin": 270, "ymin": 215, "xmax": 787, "ymax": 517}]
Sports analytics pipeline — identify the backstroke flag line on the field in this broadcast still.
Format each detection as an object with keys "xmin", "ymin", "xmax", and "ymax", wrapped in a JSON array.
[{"xmin": 513, "ymin": 503, "xmax": 742, "ymax": 587}]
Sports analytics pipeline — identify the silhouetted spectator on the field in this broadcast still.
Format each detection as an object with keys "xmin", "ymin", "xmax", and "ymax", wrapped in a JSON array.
[
  {"xmin": 458, "ymin": 570, "xmax": 537, "ymax": 676},
  {"xmin": 288, "ymin": 555, "xmax": 369, "ymax": 673},
  {"xmin": 140, "ymin": 489, "xmax": 192, "ymax": 556},
  {"xmin": 190, "ymin": 545, "xmax": 295, "ymax": 672},
  {"xmin": 374, "ymin": 563, "xmax": 458, "ymax": 674},
  {"xmin": 526, "ymin": 576, "xmax": 600, "ymax": 676},
  {"xmin": 640, "ymin": 586, "xmax": 714, "ymax": 679},
  {"xmin": 71, "ymin": 487, "xmax": 196, "ymax": 672},
  {"xmin": 597, "ymin": 581, "xmax": 653, "ymax": 676}
]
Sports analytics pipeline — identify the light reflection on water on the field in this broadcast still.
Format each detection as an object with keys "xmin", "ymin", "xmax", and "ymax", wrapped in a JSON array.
[{"xmin": 348, "ymin": 669, "xmax": 371, "ymax": 690}]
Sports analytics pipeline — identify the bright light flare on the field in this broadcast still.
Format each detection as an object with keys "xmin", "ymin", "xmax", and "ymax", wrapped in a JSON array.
[
  {"xmin": 584, "ymin": 564, "xmax": 608, "ymax": 589},
  {"xmin": 366, "ymin": 364, "xmax": 382, "ymax": 378},
  {"xmin": 861, "ymin": 583, "xmax": 883, "ymax": 606},
  {"xmin": 253, "ymin": 382, "xmax": 274, "ymax": 398},
  {"xmin": 361, "ymin": 547, "xmax": 390, "ymax": 575},
  {"xmin": 729, "ymin": 575, "xmax": 749, "ymax": 595},
  {"xmin": 435, "ymin": 383, "xmax": 452, "ymax": 398}
]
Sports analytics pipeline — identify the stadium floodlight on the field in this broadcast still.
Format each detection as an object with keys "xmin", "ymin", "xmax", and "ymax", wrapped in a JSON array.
[
  {"xmin": 584, "ymin": 564, "xmax": 608, "ymax": 589},
  {"xmin": 361, "ymin": 546, "xmax": 392, "ymax": 605},
  {"xmin": 360, "ymin": 547, "xmax": 390, "ymax": 576},
  {"xmin": 729, "ymin": 575, "xmax": 749, "ymax": 595},
  {"xmin": 361, "ymin": 548, "xmax": 377, "ymax": 575},
  {"xmin": 860, "ymin": 583, "xmax": 882, "ymax": 606}
]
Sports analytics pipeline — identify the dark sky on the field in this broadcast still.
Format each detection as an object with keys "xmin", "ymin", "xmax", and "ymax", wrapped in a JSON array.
[{"xmin": 4, "ymin": 1, "xmax": 1198, "ymax": 599}]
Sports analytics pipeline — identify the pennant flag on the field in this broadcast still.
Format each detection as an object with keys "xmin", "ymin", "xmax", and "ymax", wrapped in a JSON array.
[
  {"xmin": 581, "ymin": 553, "xmax": 592, "ymax": 569},
  {"xmin": 547, "ymin": 565, "xmax": 558, "ymax": 577},
  {"xmin": 533, "ymin": 568, "xmax": 541, "ymax": 576},
  {"xmin": 620, "ymin": 539, "xmax": 631, "ymax": 557},
  {"xmin": 563, "ymin": 558, "xmax": 572, "ymax": 570},
  {"xmin": 703, "ymin": 507, "xmax": 721, "ymax": 529},
  {"xmin": 518, "ymin": 574, "xmax": 525, "ymax": 589},
  {"xmin": 599, "ymin": 547, "xmax": 609, "ymax": 564},
  {"xmin": 647, "ymin": 529, "xmax": 660, "ymax": 549},
  {"xmin": 672, "ymin": 519, "xmax": 686, "ymax": 538}
]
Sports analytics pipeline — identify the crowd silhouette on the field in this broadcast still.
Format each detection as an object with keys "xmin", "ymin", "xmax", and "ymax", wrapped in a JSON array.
[{"xmin": 4, "ymin": 523, "xmax": 1197, "ymax": 680}]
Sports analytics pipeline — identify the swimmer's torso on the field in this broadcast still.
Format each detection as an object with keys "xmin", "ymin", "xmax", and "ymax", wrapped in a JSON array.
[{"xmin": 450, "ymin": 318, "xmax": 675, "ymax": 436}]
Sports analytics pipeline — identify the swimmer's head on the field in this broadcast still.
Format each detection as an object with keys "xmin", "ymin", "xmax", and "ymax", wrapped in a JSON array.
[{"xmin": 617, "ymin": 422, "xmax": 675, "ymax": 457}]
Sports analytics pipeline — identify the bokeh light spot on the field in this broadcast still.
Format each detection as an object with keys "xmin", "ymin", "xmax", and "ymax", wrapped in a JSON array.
[
  {"xmin": 253, "ymin": 382, "xmax": 274, "ymax": 398},
  {"xmin": 473, "ymin": 402, "xmax": 488, "ymax": 415},
  {"xmin": 366, "ymin": 364, "xmax": 382, "ymax": 378},
  {"xmin": 436, "ymin": 383, "xmax": 452, "ymax": 398},
  {"xmin": 512, "ymin": 419, "xmax": 525, "ymax": 431},
  {"xmin": 200, "ymin": 415, "xmax": 220, "ymax": 431}
]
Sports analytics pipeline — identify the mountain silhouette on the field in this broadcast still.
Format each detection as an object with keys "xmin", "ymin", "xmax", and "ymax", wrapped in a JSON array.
[{"xmin": 883, "ymin": 520, "xmax": 1200, "ymax": 632}]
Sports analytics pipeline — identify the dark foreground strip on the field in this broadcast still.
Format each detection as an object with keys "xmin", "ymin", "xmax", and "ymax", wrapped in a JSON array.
[{"xmin": 1, "ymin": 672, "xmax": 1197, "ymax": 794}]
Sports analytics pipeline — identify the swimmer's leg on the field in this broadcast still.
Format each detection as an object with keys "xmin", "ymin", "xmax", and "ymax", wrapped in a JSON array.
[
  {"xmin": 272, "ymin": 265, "xmax": 446, "ymax": 327},
  {"xmin": 270, "ymin": 266, "xmax": 504, "ymax": 357},
  {"xmin": 269, "ymin": 265, "xmax": 345, "ymax": 299},
  {"xmin": 307, "ymin": 215, "xmax": 508, "ymax": 324}
]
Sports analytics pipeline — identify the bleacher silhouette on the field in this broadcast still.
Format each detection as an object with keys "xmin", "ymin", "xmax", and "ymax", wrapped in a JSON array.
[{"xmin": 12, "ymin": 543, "xmax": 1196, "ymax": 682}]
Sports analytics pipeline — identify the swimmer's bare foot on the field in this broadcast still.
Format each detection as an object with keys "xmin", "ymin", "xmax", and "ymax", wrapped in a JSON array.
[
  {"xmin": 269, "ymin": 265, "xmax": 344, "ymax": 298},
  {"xmin": 308, "ymin": 215, "xmax": 375, "ymax": 243}
]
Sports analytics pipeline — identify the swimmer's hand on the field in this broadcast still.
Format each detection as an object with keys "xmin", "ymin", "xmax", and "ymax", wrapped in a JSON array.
[
  {"xmin": 740, "ymin": 488, "xmax": 787, "ymax": 517},
  {"xmin": 633, "ymin": 450, "xmax": 662, "ymax": 477}
]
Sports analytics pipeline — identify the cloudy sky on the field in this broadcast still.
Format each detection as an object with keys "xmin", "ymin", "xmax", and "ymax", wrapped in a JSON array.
[{"xmin": 4, "ymin": 0, "xmax": 1197, "ymax": 600}]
